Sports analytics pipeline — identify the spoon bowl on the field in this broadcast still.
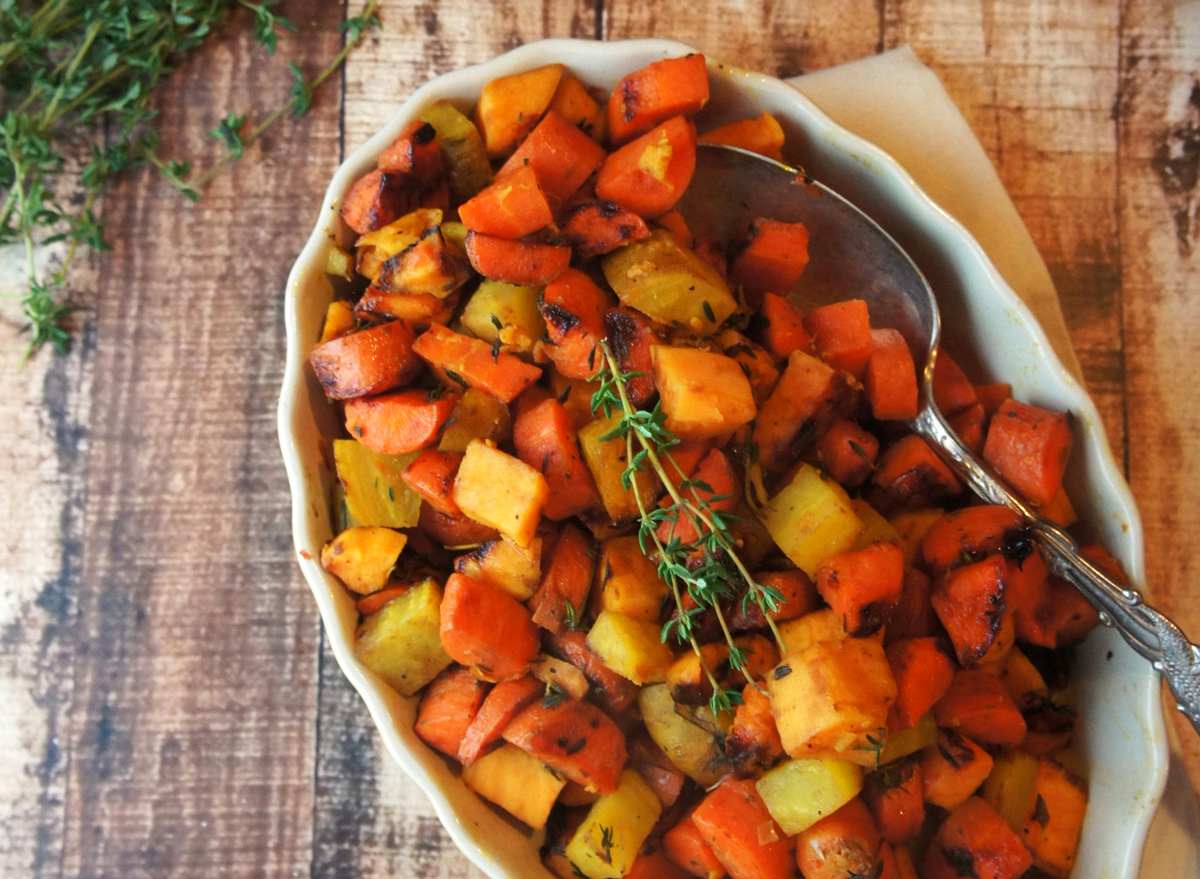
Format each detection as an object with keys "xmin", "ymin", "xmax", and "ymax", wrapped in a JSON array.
[{"xmin": 681, "ymin": 144, "xmax": 1200, "ymax": 732}]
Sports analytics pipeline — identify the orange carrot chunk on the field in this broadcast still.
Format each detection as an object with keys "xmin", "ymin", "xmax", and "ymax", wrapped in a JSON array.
[
  {"xmin": 865, "ymin": 328, "xmax": 918, "ymax": 421},
  {"xmin": 752, "ymin": 349, "xmax": 840, "ymax": 472},
  {"xmin": 974, "ymin": 382, "xmax": 1013, "ymax": 419},
  {"xmin": 356, "ymin": 287, "xmax": 458, "ymax": 327},
  {"xmin": 605, "ymin": 307, "xmax": 659, "ymax": 408},
  {"xmin": 692, "ymin": 777, "xmax": 794, "ymax": 879},
  {"xmin": 885, "ymin": 637, "xmax": 955, "ymax": 730},
  {"xmin": 377, "ymin": 119, "xmax": 443, "ymax": 178},
  {"xmin": 698, "ymin": 112, "xmax": 786, "ymax": 161},
  {"xmin": 872, "ymin": 434, "xmax": 962, "ymax": 509},
  {"xmin": 440, "ymin": 572, "xmax": 539, "ymax": 681},
  {"xmin": 418, "ymin": 503, "xmax": 499, "ymax": 547},
  {"xmin": 729, "ymin": 219, "xmax": 811, "ymax": 303},
  {"xmin": 344, "ymin": 388, "xmax": 459, "ymax": 456},
  {"xmin": 654, "ymin": 209, "xmax": 694, "ymax": 247},
  {"xmin": 355, "ymin": 583, "xmax": 412, "ymax": 616},
  {"xmin": 1016, "ymin": 573, "xmax": 1100, "ymax": 648},
  {"xmin": 949, "ymin": 402, "xmax": 987, "ymax": 456},
  {"xmin": 464, "ymin": 230, "xmax": 571, "ymax": 286},
  {"xmin": 921, "ymin": 797, "xmax": 1031, "ymax": 879},
  {"xmin": 513, "ymin": 398, "xmax": 602, "ymax": 520},
  {"xmin": 934, "ymin": 668, "xmax": 1027, "ymax": 748},
  {"xmin": 931, "ymin": 350, "xmax": 978, "ymax": 416},
  {"xmin": 983, "ymin": 399, "xmax": 1073, "ymax": 507},
  {"xmin": 664, "ymin": 813, "xmax": 726, "ymax": 879},
  {"xmin": 725, "ymin": 682, "xmax": 785, "ymax": 777},
  {"xmin": 607, "ymin": 53, "xmax": 710, "ymax": 145},
  {"xmin": 796, "ymin": 797, "xmax": 884, "ymax": 879},
  {"xmin": 920, "ymin": 728, "xmax": 995, "ymax": 811},
  {"xmin": 412, "ymin": 323, "xmax": 542, "ymax": 403},
  {"xmin": 457, "ymin": 675, "xmax": 543, "ymax": 766},
  {"xmin": 803, "ymin": 299, "xmax": 873, "ymax": 379},
  {"xmin": 540, "ymin": 268, "xmax": 612, "ymax": 380},
  {"xmin": 414, "ymin": 666, "xmax": 488, "ymax": 757},
  {"xmin": 340, "ymin": 169, "xmax": 418, "ymax": 234},
  {"xmin": 595, "ymin": 115, "xmax": 697, "ymax": 218},
  {"xmin": 548, "ymin": 630, "xmax": 640, "ymax": 714},
  {"xmin": 930, "ymin": 555, "xmax": 1008, "ymax": 667},
  {"xmin": 728, "ymin": 569, "xmax": 819, "ymax": 632},
  {"xmin": 402, "ymin": 449, "xmax": 463, "ymax": 516},
  {"xmin": 862, "ymin": 757, "xmax": 926, "ymax": 845},
  {"xmin": 528, "ymin": 522, "xmax": 596, "ymax": 634},
  {"xmin": 921, "ymin": 505, "xmax": 1025, "ymax": 577},
  {"xmin": 815, "ymin": 540, "xmax": 905, "ymax": 637},
  {"xmin": 561, "ymin": 199, "xmax": 652, "ymax": 258},
  {"xmin": 817, "ymin": 419, "xmax": 879, "ymax": 487},
  {"xmin": 309, "ymin": 319, "xmax": 423, "ymax": 400},
  {"xmin": 457, "ymin": 164, "xmax": 553, "ymax": 239},
  {"xmin": 884, "ymin": 567, "xmax": 939, "ymax": 645},
  {"xmin": 627, "ymin": 849, "xmax": 694, "ymax": 879},
  {"xmin": 502, "ymin": 699, "xmax": 627, "ymax": 794},
  {"xmin": 754, "ymin": 292, "xmax": 813, "ymax": 360},
  {"xmin": 656, "ymin": 448, "xmax": 738, "ymax": 547},
  {"xmin": 498, "ymin": 110, "xmax": 608, "ymax": 207}
]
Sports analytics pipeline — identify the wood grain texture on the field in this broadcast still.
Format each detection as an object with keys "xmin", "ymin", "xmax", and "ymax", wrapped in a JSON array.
[
  {"xmin": 38, "ymin": 5, "xmax": 340, "ymax": 877},
  {"xmin": 1117, "ymin": 0, "xmax": 1200, "ymax": 793}
]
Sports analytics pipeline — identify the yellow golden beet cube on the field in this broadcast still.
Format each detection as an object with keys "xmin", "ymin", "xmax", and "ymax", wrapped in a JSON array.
[
  {"xmin": 476, "ymin": 63, "xmax": 563, "ymax": 157},
  {"xmin": 355, "ymin": 208, "xmax": 442, "ymax": 282},
  {"xmin": 532, "ymin": 654, "xmax": 590, "ymax": 700},
  {"xmin": 566, "ymin": 769, "xmax": 662, "ymax": 879},
  {"xmin": 755, "ymin": 757, "xmax": 863, "ymax": 835},
  {"xmin": 320, "ymin": 526, "xmax": 408, "ymax": 594},
  {"xmin": 586, "ymin": 610, "xmax": 672, "ymax": 685},
  {"xmin": 460, "ymin": 280, "xmax": 545, "ymax": 354},
  {"xmin": 760, "ymin": 463, "xmax": 864, "ymax": 577},
  {"xmin": 578, "ymin": 416, "xmax": 660, "ymax": 523},
  {"xmin": 462, "ymin": 743, "xmax": 566, "ymax": 829},
  {"xmin": 454, "ymin": 535, "xmax": 542, "ymax": 600},
  {"xmin": 878, "ymin": 711, "xmax": 937, "ymax": 764},
  {"xmin": 768, "ymin": 634, "xmax": 896, "ymax": 767},
  {"xmin": 591, "ymin": 535, "xmax": 668, "ymax": 621},
  {"xmin": 651, "ymin": 346, "xmax": 757, "ymax": 439},
  {"xmin": 438, "ymin": 388, "xmax": 512, "ymax": 453},
  {"xmin": 452, "ymin": 439, "xmax": 548, "ymax": 547},
  {"xmin": 638, "ymin": 684, "xmax": 730, "ymax": 786},
  {"xmin": 849, "ymin": 499, "xmax": 898, "ymax": 551},
  {"xmin": 354, "ymin": 579, "xmax": 452, "ymax": 697},
  {"xmin": 334, "ymin": 440, "xmax": 422, "ymax": 528}
]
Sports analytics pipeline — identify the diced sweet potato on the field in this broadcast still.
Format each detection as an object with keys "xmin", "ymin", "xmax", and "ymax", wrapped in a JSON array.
[
  {"xmin": 729, "ymin": 220, "xmax": 811, "ymax": 303},
  {"xmin": 885, "ymin": 637, "xmax": 955, "ymax": 731},
  {"xmin": 452, "ymin": 439, "xmax": 548, "ymax": 548},
  {"xmin": 453, "ymin": 535, "xmax": 542, "ymax": 600},
  {"xmin": 752, "ymin": 349, "xmax": 839, "ymax": 472},
  {"xmin": 475, "ymin": 63, "xmax": 564, "ymax": 157},
  {"xmin": 698, "ymin": 112, "xmax": 785, "ymax": 161},
  {"xmin": 803, "ymin": 299, "xmax": 873, "ymax": 379},
  {"xmin": 934, "ymin": 669, "xmax": 1027, "ymax": 748},
  {"xmin": 725, "ymin": 683, "xmax": 785, "ymax": 777},
  {"xmin": 592, "ymin": 534, "xmax": 669, "ymax": 622},
  {"xmin": 321, "ymin": 525, "xmax": 408, "ymax": 594},
  {"xmin": 815, "ymin": 541, "xmax": 905, "ymax": 637},
  {"xmin": 920, "ymin": 728, "xmax": 994, "ymax": 810}
]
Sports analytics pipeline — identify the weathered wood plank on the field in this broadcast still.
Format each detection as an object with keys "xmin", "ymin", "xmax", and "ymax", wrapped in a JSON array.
[
  {"xmin": 603, "ymin": 0, "xmax": 881, "ymax": 75},
  {"xmin": 1116, "ymin": 0, "xmax": 1200, "ymax": 800},
  {"xmin": 891, "ymin": 0, "xmax": 1126, "ymax": 458},
  {"xmin": 47, "ymin": 6, "xmax": 343, "ymax": 877}
]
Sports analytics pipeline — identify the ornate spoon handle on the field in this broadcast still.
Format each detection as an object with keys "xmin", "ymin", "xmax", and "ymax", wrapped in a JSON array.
[{"xmin": 912, "ymin": 406, "xmax": 1200, "ymax": 732}]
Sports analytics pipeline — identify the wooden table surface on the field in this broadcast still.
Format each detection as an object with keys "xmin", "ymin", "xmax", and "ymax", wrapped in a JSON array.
[{"xmin": 2, "ymin": 1, "xmax": 1199, "ymax": 876}]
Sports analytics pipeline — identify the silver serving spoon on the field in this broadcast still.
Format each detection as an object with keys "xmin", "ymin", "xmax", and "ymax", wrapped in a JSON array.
[{"xmin": 677, "ymin": 143, "xmax": 1200, "ymax": 732}]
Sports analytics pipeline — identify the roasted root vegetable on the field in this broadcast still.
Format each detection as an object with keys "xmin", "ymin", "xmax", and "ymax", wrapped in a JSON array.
[{"xmin": 316, "ymin": 55, "xmax": 1101, "ymax": 876}]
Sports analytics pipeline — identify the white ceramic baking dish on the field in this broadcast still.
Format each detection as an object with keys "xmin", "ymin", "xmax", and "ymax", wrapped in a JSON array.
[{"xmin": 278, "ymin": 37, "xmax": 1166, "ymax": 879}]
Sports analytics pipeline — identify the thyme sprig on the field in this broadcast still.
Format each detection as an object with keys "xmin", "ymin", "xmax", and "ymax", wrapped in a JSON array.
[
  {"xmin": 1, "ymin": 0, "xmax": 380, "ymax": 358},
  {"xmin": 591, "ymin": 341, "xmax": 787, "ymax": 717}
]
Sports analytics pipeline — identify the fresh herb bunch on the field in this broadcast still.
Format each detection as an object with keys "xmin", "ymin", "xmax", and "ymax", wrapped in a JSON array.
[
  {"xmin": 0, "ymin": 0, "xmax": 380, "ymax": 357},
  {"xmin": 590, "ymin": 340, "xmax": 787, "ymax": 718}
]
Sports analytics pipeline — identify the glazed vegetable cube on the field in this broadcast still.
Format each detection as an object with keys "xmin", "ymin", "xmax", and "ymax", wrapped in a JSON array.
[
  {"xmin": 586, "ymin": 610, "xmax": 673, "ymax": 685},
  {"xmin": 459, "ymin": 279, "xmax": 545, "ymax": 354},
  {"xmin": 692, "ymin": 778, "xmax": 793, "ymax": 879},
  {"xmin": 755, "ymin": 757, "xmax": 863, "ymax": 835},
  {"xmin": 878, "ymin": 711, "xmax": 937, "ymax": 764},
  {"xmin": 638, "ymin": 684, "xmax": 729, "ymax": 786},
  {"xmin": 760, "ymin": 463, "xmax": 864, "ymax": 577},
  {"xmin": 651, "ymin": 346, "xmax": 757, "ymax": 438},
  {"xmin": 320, "ymin": 526, "xmax": 408, "ymax": 594},
  {"xmin": 475, "ymin": 63, "xmax": 563, "ymax": 157},
  {"xmin": 452, "ymin": 439, "xmax": 548, "ymax": 547},
  {"xmin": 354, "ymin": 578, "xmax": 452, "ymax": 697},
  {"xmin": 565, "ymin": 769, "xmax": 662, "ymax": 879},
  {"xmin": 419, "ymin": 101, "xmax": 493, "ymax": 203},
  {"xmin": 461, "ymin": 743, "xmax": 566, "ymax": 829},
  {"xmin": 439, "ymin": 572, "xmax": 539, "ymax": 681},
  {"xmin": 355, "ymin": 208, "xmax": 443, "ymax": 282},
  {"xmin": 333, "ymin": 440, "xmax": 422, "ymax": 528},
  {"xmin": 777, "ymin": 608, "xmax": 846, "ymax": 655},
  {"xmin": 602, "ymin": 229, "xmax": 736, "ymax": 334},
  {"xmin": 437, "ymin": 388, "xmax": 512, "ymax": 453},
  {"xmin": 503, "ymin": 699, "xmax": 627, "ymax": 794},
  {"xmin": 453, "ymin": 535, "xmax": 542, "ymax": 600},
  {"xmin": 578, "ymin": 416, "xmax": 661, "ymax": 522},
  {"xmin": 768, "ymin": 634, "xmax": 895, "ymax": 766},
  {"xmin": 376, "ymin": 224, "xmax": 471, "ymax": 298}
]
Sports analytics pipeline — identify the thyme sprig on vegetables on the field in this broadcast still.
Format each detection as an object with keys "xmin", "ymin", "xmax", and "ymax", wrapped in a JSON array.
[
  {"xmin": 1, "ymin": 0, "xmax": 380, "ymax": 358},
  {"xmin": 591, "ymin": 341, "xmax": 786, "ymax": 717}
]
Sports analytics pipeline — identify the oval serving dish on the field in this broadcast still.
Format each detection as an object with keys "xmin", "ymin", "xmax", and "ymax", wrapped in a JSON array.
[{"xmin": 278, "ymin": 37, "xmax": 1166, "ymax": 879}]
